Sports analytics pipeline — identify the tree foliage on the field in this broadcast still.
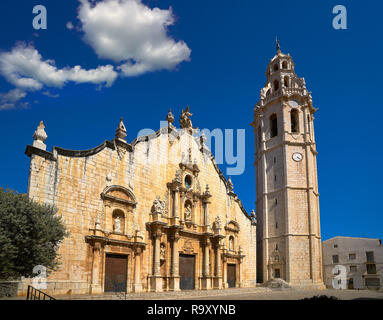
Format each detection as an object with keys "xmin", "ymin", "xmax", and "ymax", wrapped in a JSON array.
[{"xmin": 0, "ymin": 188, "xmax": 67, "ymax": 280}]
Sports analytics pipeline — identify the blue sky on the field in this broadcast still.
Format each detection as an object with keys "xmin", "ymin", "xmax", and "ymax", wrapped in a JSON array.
[{"xmin": 0, "ymin": 0, "xmax": 382, "ymax": 241}]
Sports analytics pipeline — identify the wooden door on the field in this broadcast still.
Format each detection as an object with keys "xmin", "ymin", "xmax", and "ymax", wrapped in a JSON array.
[
  {"xmin": 275, "ymin": 268, "xmax": 281, "ymax": 278},
  {"xmin": 179, "ymin": 254, "xmax": 195, "ymax": 290},
  {"xmin": 104, "ymin": 254, "xmax": 127, "ymax": 292},
  {"xmin": 227, "ymin": 264, "xmax": 236, "ymax": 288}
]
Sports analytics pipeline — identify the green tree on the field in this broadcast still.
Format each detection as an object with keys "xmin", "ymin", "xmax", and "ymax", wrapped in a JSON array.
[{"xmin": 0, "ymin": 188, "xmax": 67, "ymax": 280}]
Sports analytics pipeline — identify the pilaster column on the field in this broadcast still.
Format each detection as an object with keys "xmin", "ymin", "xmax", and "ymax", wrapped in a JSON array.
[
  {"xmin": 151, "ymin": 228, "xmax": 163, "ymax": 292},
  {"xmin": 169, "ymin": 231, "xmax": 181, "ymax": 291},
  {"xmin": 201, "ymin": 238, "xmax": 211, "ymax": 290},
  {"xmin": 214, "ymin": 242, "xmax": 223, "ymax": 289},
  {"xmin": 180, "ymin": 191, "xmax": 185, "ymax": 220},
  {"xmin": 133, "ymin": 247, "xmax": 143, "ymax": 292},
  {"xmin": 173, "ymin": 188, "xmax": 179, "ymax": 224},
  {"xmin": 203, "ymin": 241, "xmax": 210, "ymax": 277},
  {"xmin": 153, "ymin": 230, "xmax": 161, "ymax": 276},
  {"xmin": 90, "ymin": 242, "xmax": 102, "ymax": 294}
]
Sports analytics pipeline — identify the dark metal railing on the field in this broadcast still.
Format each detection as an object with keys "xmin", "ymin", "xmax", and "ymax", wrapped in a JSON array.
[{"xmin": 26, "ymin": 285, "xmax": 55, "ymax": 300}]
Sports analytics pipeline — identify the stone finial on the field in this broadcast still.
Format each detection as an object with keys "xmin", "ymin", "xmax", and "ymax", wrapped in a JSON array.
[
  {"xmin": 166, "ymin": 108, "xmax": 175, "ymax": 124},
  {"xmin": 115, "ymin": 117, "xmax": 127, "ymax": 142},
  {"xmin": 204, "ymin": 184, "xmax": 211, "ymax": 198},
  {"xmin": 33, "ymin": 121, "xmax": 48, "ymax": 150},
  {"xmin": 227, "ymin": 176, "xmax": 234, "ymax": 191},
  {"xmin": 276, "ymin": 37, "xmax": 281, "ymax": 54}
]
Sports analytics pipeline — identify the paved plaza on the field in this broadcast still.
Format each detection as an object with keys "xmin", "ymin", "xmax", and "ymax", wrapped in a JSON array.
[{"xmin": 51, "ymin": 287, "xmax": 383, "ymax": 300}]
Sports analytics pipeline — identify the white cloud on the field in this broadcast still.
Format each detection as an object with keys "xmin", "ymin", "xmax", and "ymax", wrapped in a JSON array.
[
  {"xmin": 78, "ymin": 0, "xmax": 191, "ymax": 76},
  {"xmin": 0, "ymin": 88, "xmax": 28, "ymax": 110},
  {"xmin": 0, "ymin": 43, "xmax": 118, "ymax": 91},
  {"xmin": 66, "ymin": 21, "xmax": 74, "ymax": 30}
]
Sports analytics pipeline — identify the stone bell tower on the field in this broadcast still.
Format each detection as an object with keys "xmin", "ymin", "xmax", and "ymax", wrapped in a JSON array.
[{"xmin": 252, "ymin": 41, "xmax": 324, "ymax": 288}]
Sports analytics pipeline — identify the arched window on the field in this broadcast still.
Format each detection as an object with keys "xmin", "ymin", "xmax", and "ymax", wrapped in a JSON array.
[
  {"xmin": 273, "ymin": 64, "xmax": 278, "ymax": 72},
  {"xmin": 284, "ymin": 76, "xmax": 290, "ymax": 87},
  {"xmin": 273, "ymin": 80, "xmax": 279, "ymax": 91},
  {"xmin": 266, "ymin": 89, "xmax": 271, "ymax": 96},
  {"xmin": 270, "ymin": 114, "xmax": 278, "ymax": 138},
  {"xmin": 229, "ymin": 236, "xmax": 235, "ymax": 251},
  {"xmin": 185, "ymin": 175, "xmax": 192, "ymax": 189},
  {"xmin": 290, "ymin": 109, "xmax": 299, "ymax": 133},
  {"xmin": 282, "ymin": 61, "xmax": 288, "ymax": 69}
]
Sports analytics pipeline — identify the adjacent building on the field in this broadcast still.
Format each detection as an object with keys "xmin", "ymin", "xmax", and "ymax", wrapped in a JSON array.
[{"xmin": 323, "ymin": 236, "xmax": 383, "ymax": 289}]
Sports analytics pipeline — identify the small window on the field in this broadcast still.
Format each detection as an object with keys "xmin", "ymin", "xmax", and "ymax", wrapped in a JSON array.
[
  {"xmin": 366, "ymin": 251, "xmax": 374, "ymax": 262},
  {"xmin": 273, "ymin": 80, "xmax": 279, "ymax": 91},
  {"xmin": 273, "ymin": 64, "xmax": 278, "ymax": 72},
  {"xmin": 350, "ymin": 265, "xmax": 357, "ymax": 272},
  {"xmin": 290, "ymin": 109, "xmax": 299, "ymax": 133},
  {"xmin": 275, "ymin": 198, "xmax": 277, "ymax": 205},
  {"xmin": 270, "ymin": 114, "xmax": 278, "ymax": 138},
  {"xmin": 282, "ymin": 61, "xmax": 288, "ymax": 69},
  {"xmin": 365, "ymin": 278, "xmax": 380, "ymax": 287},
  {"xmin": 275, "ymin": 244, "xmax": 279, "ymax": 250},
  {"xmin": 185, "ymin": 175, "xmax": 192, "ymax": 189},
  {"xmin": 275, "ymin": 222, "xmax": 278, "ymax": 229},
  {"xmin": 349, "ymin": 253, "xmax": 356, "ymax": 260},
  {"xmin": 366, "ymin": 264, "xmax": 376, "ymax": 274},
  {"xmin": 284, "ymin": 76, "xmax": 290, "ymax": 87},
  {"xmin": 307, "ymin": 115, "xmax": 311, "ymax": 135},
  {"xmin": 332, "ymin": 255, "xmax": 339, "ymax": 263},
  {"xmin": 274, "ymin": 175, "xmax": 277, "ymax": 182},
  {"xmin": 334, "ymin": 244, "xmax": 338, "ymax": 248},
  {"xmin": 274, "ymin": 156, "xmax": 276, "ymax": 163}
]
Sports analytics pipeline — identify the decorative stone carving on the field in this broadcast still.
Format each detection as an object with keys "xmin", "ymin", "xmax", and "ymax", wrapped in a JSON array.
[
  {"xmin": 184, "ymin": 201, "xmax": 192, "ymax": 221},
  {"xmin": 179, "ymin": 106, "xmax": 193, "ymax": 131},
  {"xmin": 182, "ymin": 240, "xmax": 194, "ymax": 254},
  {"xmin": 33, "ymin": 121, "xmax": 48, "ymax": 150},
  {"xmin": 166, "ymin": 108, "xmax": 175, "ymax": 124},
  {"xmin": 115, "ymin": 117, "xmax": 127, "ymax": 142},
  {"xmin": 227, "ymin": 176, "xmax": 234, "ymax": 191},
  {"xmin": 113, "ymin": 216, "xmax": 121, "ymax": 232},
  {"xmin": 214, "ymin": 216, "xmax": 222, "ymax": 232},
  {"xmin": 160, "ymin": 243, "xmax": 166, "ymax": 261},
  {"xmin": 151, "ymin": 196, "xmax": 165, "ymax": 215}
]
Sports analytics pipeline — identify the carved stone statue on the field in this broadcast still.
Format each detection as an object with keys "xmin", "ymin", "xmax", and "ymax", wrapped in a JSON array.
[
  {"xmin": 180, "ymin": 106, "xmax": 193, "ymax": 130},
  {"xmin": 214, "ymin": 216, "xmax": 222, "ymax": 231},
  {"xmin": 151, "ymin": 196, "xmax": 165, "ymax": 214},
  {"xmin": 160, "ymin": 243, "xmax": 166, "ymax": 260},
  {"xmin": 114, "ymin": 216, "xmax": 121, "ymax": 232},
  {"xmin": 184, "ymin": 202, "xmax": 192, "ymax": 221}
]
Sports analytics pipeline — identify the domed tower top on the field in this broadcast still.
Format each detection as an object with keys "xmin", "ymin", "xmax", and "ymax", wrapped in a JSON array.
[{"xmin": 256, "ymin": 40, "xmax": 316, "ymax": 113}]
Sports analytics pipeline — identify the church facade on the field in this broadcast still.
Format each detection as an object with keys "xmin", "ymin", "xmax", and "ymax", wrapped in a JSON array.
[{"xmin": 24, "ymin": 108, "xmax": 257, "ymax": 295}]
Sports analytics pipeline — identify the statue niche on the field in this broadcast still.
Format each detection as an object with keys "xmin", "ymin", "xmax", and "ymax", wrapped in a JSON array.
[
  {"xmin": 184, "ymin": 200, "xmax": 192, "ymax": 222},
  {"xmin": 112, "ymin": 209, "xmax": 125, "ymax": 234}
]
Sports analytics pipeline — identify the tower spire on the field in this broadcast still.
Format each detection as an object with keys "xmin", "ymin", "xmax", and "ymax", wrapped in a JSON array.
[{"xmin": 276, "ymin": 36, "xmax": 281, "ymax": 53}]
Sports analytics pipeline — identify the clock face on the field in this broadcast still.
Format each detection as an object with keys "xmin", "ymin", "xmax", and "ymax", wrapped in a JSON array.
[{"xmin": 292, "ymin": 152, "xmax": 303, "ymax": 162}]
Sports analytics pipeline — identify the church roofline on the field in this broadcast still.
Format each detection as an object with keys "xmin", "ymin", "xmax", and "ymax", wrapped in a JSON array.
[{"xmin": 25, "ymin": 119, "xmax": 254, "ymax": 224}]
